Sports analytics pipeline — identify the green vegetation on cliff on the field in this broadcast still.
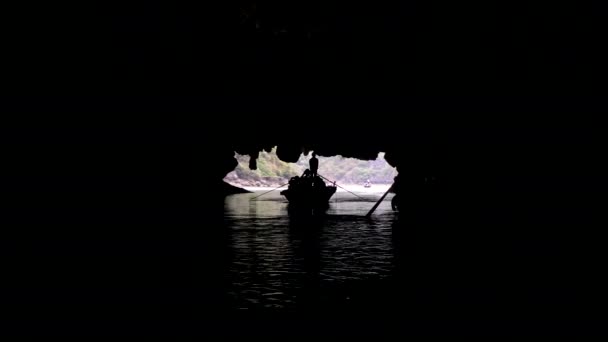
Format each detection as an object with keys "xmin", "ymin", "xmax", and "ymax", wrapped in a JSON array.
[{"xmin": 224, "ymin": 148, "xmax": 397, "ymax": 187}]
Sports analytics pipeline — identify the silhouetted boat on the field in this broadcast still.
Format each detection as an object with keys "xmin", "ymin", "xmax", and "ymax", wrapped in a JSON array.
[
  {"xmin": 363, "ymin": 180, "xmax": 372, "ymax": 188},
  {"xmin": 280, "ymin": 174, "xmax": 337, "ymax": 209}
]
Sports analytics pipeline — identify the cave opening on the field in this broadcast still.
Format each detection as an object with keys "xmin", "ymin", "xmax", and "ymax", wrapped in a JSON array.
[
  {"xmin": 222, "ymin": 146, "xmax": 399, "ymax": 217},
  {"xmin": 224, "ymin": 146, "xmax": 397, "ymax": 191}
]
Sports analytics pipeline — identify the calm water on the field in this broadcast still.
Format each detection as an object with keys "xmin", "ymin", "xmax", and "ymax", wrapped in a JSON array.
[{"xmin": 223, "ymin": 186, "xmax": 397, "ymax": 311}]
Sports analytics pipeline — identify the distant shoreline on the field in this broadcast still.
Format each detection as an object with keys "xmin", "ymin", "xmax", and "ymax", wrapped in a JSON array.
[{"xmin": 239, "ymin": 184, "xmax": 393, "ymax": 192}]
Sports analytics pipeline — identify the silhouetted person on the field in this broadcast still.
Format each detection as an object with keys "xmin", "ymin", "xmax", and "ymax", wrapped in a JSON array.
[
  {"xmin": 391, "ymin": 175, "xmax": 400, "ymax": 211},
  {"xmin": 289, "ymin": 176, "xmax": 300, "ymax": 187},
  {"xmin": 309, "ymin": 152, "xmax": 319, "ymax": 177}
]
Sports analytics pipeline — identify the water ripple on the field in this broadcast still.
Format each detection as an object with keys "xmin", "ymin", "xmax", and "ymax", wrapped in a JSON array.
[{"xmin": 223, "ymin": 191, "xmax": 396, "ymax": 310}]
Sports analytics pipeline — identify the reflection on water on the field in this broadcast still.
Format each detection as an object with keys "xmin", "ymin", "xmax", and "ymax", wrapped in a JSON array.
[{"xmin": 223, "ymin": 189, "xmax": 396, "ymax": 311}]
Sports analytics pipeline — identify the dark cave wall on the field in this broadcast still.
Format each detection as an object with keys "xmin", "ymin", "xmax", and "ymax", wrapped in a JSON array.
[{"xmin": 3, "ymin": 0, "xmax": 604, "ymax": 213}]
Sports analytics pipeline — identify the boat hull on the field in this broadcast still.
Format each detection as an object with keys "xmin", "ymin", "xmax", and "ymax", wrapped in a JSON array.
[{"xmin": 280, "ymin": 186, "xmax": 337, "ymax": 208}]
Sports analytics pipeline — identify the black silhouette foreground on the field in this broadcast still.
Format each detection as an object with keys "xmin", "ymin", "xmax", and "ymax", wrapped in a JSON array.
[{"xmin": 281, "ymin": 169, "xmax": 337, "ymax": 211}]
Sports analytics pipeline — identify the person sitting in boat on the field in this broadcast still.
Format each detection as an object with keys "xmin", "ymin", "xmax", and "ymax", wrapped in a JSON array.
[
  {"xmin": 289, "ymin": 176, "xmax": 300, "ymax": 187},
  {"xmin": 300, "ymin": 169, "xmax": 314, "ymax": 188}
]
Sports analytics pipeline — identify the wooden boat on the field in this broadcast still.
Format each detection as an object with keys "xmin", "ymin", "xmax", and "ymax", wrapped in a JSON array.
[{"xmin": 280, "ymin": 172, "xmax": 337, "ymax": 209}]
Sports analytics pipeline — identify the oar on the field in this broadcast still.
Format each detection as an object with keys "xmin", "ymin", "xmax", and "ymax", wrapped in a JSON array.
[
  {"xmin": 250, "ymin": 182, "xmax": 290, "ymax": 200},
  {"xmin": 365, "ymin": 183, "xmax": 394, "ymax": 217},
  {"xmin": 317, "ymin": 173, "xmax": 366, "ymax": 200}
]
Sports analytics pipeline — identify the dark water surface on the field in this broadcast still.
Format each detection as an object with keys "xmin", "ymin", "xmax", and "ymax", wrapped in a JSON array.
[
  {"xmin": 223, "ymin": 189, "xmax": 397, "ymax": 312},
  {"xmin": 4, "ymin": 185, "xmax": 601, "ymax": 336}
]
